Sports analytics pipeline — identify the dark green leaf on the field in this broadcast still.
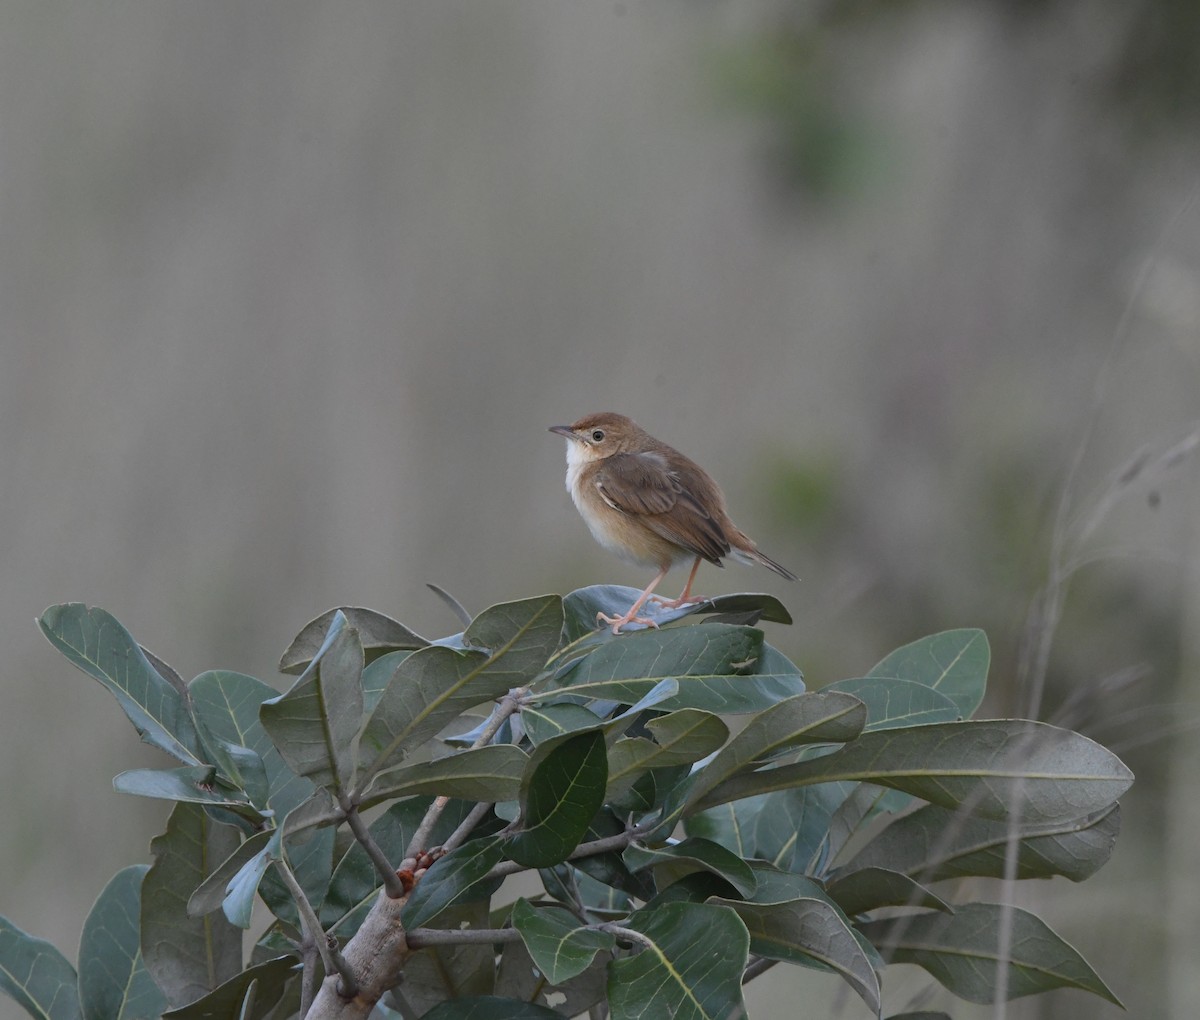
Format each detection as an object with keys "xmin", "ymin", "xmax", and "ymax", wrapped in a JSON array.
[
  {"xmin": 710, "ymin": 894, "xmax": 881, "ymax": 1015},
  {"xmin": 824, "ymin": 868, "xmax": 953, "ymax": 917},
  {"xmin": 554, "ymin": 621, "xmax": 761, "ymax": 684},
  {"xmin": 859, "ymin": 902, "xmax": 1122, "ymax": 1005},
  {"xmin": 420, "ymin": 996, "xmax": 565, "ymax": 1019},
  {"xmin": 750, "ymin": 782, "xmax": 856, "ymax": 873},
  {"xmin": 510, "ymin": 898, "xmax": 615, "ymax": 983},
  {"xmin": 506, "ymin": 730, "xmax": 608, "ymax": 868},
  {"xmin": 259, "ymin": 613, "xmax": 363, "ymax": 793},
  {"xmin": 693, "ymin": 720, "xmax": 1133, "ymax": 824},
  {"xmin": 401, "ymin": 837, "xmax": 506, "ymax": 930},
  {"xmin": 360, "ymin": 595, "xmax": 563, "ymax": 782},
  {"xmin": 278, "ymin": 607, "xmax": 428, "ymax": 674},
  {"xmin": 824, "ymin": 677, "xmax": 962, "ymax": 730},
  {"xmin": 39, "ymin": 604, "xmax": 200, "ymax": 764},
  {"xmin": 141, "ymin": 803, "xmax": 243, "ymax": 1007},
  {"xmin": 867, "ymin": 629, "xmax": 989, "ymax": 718},
  {"xmin": 78, "ymin": 865, "xmax": 167, "ymax": 1020},
  {"xmin": 0, "ymin": 915, "xmax": 81, "ymax": 1020},
  {"xmin": 683, "ymin": 796, "xmax": 766, "ymax": 858},
  {"xmin": 608, "ymin": 902, "xmax": 748, "ymax": 1020},
  {"xmin": 842, "ymin": 802, "xmax": 1122, "ymax": 883},
  {"xmin": 606, "ymin": 709, "xmax": 729, "ymax": 799},
  {"xmin": 160, "ymin": 955, "xmax": 297, "ymax": 1019},
  {"xmin": 682, "ymin": 691, "xmax": 866, "ymax": 811},
  {"xmin": 625, "ymin": 837, "xmax": 757, "ymax": 898},
  {"xmin": 360, "ymin": 745, "xmax": 529, "ymax": 809}
]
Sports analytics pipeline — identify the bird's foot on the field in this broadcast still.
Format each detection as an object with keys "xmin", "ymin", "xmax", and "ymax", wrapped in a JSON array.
[{"xmin": 597, "ymin": 611, "xmax": 660, "ymax": 635}]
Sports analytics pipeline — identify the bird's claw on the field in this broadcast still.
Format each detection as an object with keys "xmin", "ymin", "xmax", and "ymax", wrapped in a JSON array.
[{"xmin": 597, "ymin": 611, "xmax": 660, "ymax": 635}]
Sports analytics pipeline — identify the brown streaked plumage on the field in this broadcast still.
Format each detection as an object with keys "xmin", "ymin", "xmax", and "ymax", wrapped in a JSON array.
[{"xmin": 549, "ymin": 412, "xmax": 796, "ymax": 634}]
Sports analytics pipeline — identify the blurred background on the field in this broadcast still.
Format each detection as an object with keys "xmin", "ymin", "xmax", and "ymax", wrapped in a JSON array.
[{"xmin": 2, "ymin": 2, "xmax": 1198, "ymax": 1017}]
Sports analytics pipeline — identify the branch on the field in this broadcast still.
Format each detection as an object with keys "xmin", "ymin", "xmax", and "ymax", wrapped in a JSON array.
[
  {"xmin": 405, "ymin": 926, "xmax": 523, "ymax": 948},
  {"xmin": 274, "ymin": 857, "xmax": 359, "ymax": 1000},
  {"xmin": 487, "ymin": 821, "xmax": 652, "ymax": 881}
]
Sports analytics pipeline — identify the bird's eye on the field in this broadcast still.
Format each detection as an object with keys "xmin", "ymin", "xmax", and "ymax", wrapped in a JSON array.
[{"xmin": 591, "ymin": 429, "xmax": 605, "ymax": 442}]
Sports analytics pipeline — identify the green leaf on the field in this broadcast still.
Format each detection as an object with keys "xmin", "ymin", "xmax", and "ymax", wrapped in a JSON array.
[
  {"xmin": 824, "ymin": 677, "xmax": 962, "ymax": 730},
  {"xmin": 39, "ymin": 604, "xmax": 200, "ymax": 764},
  {"xmin": 141, "ymin": 803, "xmax": 243, "ymax": 1007},
  {"xmin": 360, "ymin": 595, "xmax": 563, "ymax": 782},
  {"xmin": 0, "ymin": 916, "xmax": 81, "ymax": 1020},
  {"xmin": 510, "ymin": 899, "xmax": 615, "ymax": 983},
  {"xmin": 420, "ymin": 996, "xmax": 565, "ymax": 1019},
  {"xmin": 259, "ymin": 612, "xmax": 363, "ymax": 793},
  {"xmin": 188, "ymin": 671, "xmax": 314, "ymax": 821},
  {"xmin": 867, "ymin": 629, "xmax": 989, "ymax": 718},
  {"xmin": 78, "ymin": 865, "xmax": 167, "ymax": 1020},
  {"xmin": 187, "ymin": 831, "xmax": 276, "ymax": 920},
  {"xmin": 625, "ymin": 837, "xmax": 757, "ymax": 898},
  {"xmin": 520, "ymin": 702, "xmax": 604, "ymax": 745},
  {"xmin": 824, "ymin": 868, "xmax": 953, "ymax": 917},
  {"xmin": 682, "ymin": 691, "xmax": 866, "ymax": 811},
  {"xmin": 553, "ymin": 620, "xmax": 761, "ymax": 685},
  {"xmin": 693, "ymin": 720, "xmax": 1134, "ymax": 824},
  {"xmin": 842, "ymin": 802, "xmax": 1122, "ymax": 883},
  {"xmin": 278, "ymin": 606, "xmax": 428, "ymax": 674},
  {"xmin": 859, "ymin": 902, "xmax": 1122, "ymax": 1005},
  {"xmin": 496, "ymin": 936, "xmax": 609, "ymax": 1016},
  {"xmin": 710, "ymin": 894, "xmax": 881, "ymax": 1015},
  {"xmin": 505, "ymin": 730, "xmax": 608, "ymax": 868},
  {"xmin": 112, "ymin": 766, "xmax": 263, "ymax": 819},
  {"xmin": 160, "ymin": 955, "xmax": 297, "ymax": 1019},
  {"xmin": 401, "ymin": 837, "xmax": 506, "ymax": 930},
  {"xmin": 683, "ymin": 797, "xmax": 766, "ymax": 859},
  {"xmin": 606, "ymin": 709, "xmax": 729, "ymax": 799},
  {"xmin": 607, "ymin": 902, "xmax": 748, "ymax": 1020},
  {"xmin": 360, "ymin": 745, "xmax": 529, "ymax": 809}
]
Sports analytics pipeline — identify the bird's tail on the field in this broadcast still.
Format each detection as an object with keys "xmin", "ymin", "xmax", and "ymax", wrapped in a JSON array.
[{"xmin": 730, "ymin": 531, "xmax": 798, "ymax": 581}]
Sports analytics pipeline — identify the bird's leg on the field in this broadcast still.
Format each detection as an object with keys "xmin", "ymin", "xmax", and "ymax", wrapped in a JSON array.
[
  {"xmin": 651, "ymin": 557, "xmax": 706, "ymax": 609},
  {"xmin": 598, "ymin": 566, "xmax": 670, "ymax": 634}
]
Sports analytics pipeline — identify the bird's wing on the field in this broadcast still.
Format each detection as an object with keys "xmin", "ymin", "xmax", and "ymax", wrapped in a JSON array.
[{"xmin": 594, "ymin": 452, "xmax": 731, "ymax": 564}]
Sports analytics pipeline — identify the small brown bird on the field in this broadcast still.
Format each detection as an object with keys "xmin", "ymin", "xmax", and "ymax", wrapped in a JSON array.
[{"xmin": 550, "ymin": 412, "xmax": 796, "ymax": 633}]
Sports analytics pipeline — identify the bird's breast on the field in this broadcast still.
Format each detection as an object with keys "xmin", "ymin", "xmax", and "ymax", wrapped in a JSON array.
[{"xmin": 564, "ymin": 461, "xmax": 689, "ymax": 570}]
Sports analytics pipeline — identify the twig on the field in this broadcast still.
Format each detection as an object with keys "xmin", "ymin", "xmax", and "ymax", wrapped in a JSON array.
[
  {"xmin": 405, "ymin": 687, "xmax": 528, "ymax": 859},
  {"xmin": 274, "ymin": 857, "xmax": 359, "ymax": 1000},
  {"xmin": 299, "ymin": 938, "xmax": 319, "ymax": 1017},
  {"xmin": 741, "ymin": 956, "xmax": 776, "ymax": 984},
  {"xmin": 441, "ymin": 799, "xmax": 496, "ymax": 854},
  {"xmin": 342, "ymin": 800, "xmax": 406, "ymax": 899}
]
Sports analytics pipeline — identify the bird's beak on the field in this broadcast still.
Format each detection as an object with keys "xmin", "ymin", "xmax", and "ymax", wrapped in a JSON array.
[{"xmin": 548, "ymin": 425, "xmax": 578, "ymax": 441}]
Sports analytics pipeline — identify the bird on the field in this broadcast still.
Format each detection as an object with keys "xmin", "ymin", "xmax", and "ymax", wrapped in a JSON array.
[{"xmin": 549, "ymin": 412, "xmax": 796, "ymax": 633}]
